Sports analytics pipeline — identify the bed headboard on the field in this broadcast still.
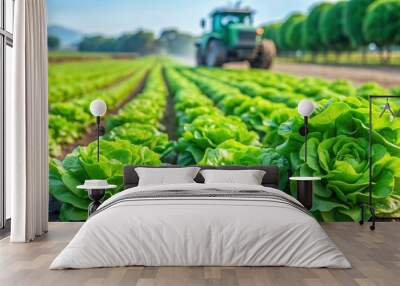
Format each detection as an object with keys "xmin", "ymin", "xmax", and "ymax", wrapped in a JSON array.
[{"xmin": 123, "ymin": 165, "xmax": 280, "ymax": 189}]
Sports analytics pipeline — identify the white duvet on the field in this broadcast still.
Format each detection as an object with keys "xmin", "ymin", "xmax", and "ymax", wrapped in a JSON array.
[{"xmin": 50, "ymin": 183, "xmax": 351, "ymax": 269}]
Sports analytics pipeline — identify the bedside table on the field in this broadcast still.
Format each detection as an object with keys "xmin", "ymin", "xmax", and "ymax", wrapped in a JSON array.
[
  {"xmin": 77, "ymin": 180, "xmax": 117, "ymax": 216},
  {"xmin": 289, "ymin": 177, "xmax": 321, "ymax": 210}
]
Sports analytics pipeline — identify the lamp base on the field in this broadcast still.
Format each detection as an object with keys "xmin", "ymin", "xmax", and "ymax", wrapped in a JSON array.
[
  {"xmin": 87, "ymin": 189, "xmax": 106, "ymax": 216},
  {"xmin": 297, "ymin": 180, "xmax": 313, "ymax": 210},
  {"xmin": 359, "ymin": 203, "xmax": 400, "ymax": 230}
]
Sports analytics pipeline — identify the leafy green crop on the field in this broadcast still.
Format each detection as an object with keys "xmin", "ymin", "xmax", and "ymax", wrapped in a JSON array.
[
  {"xmin": 50, "ymin": 140, "xmax": 161, "ymax": 221},
  {"xmin": 107, "ymin": 123, "xmax": 169, "ymax": 154},
  {"xmin": 175, "ymin": 66, "xmax": 400, "ymax": 222},
  {"xmin": 177, "ymin": 115, "xmax": 260, "ymax": 164},
  {"xmin": 104, "ymin": 65, "xmax": 170, "ymax": 156},
  {"xmin": 48, "ymin": 58, "xmax": 154, "ymax": 157},
  {"xmin": 49, "ymin": 64, "xmax": 171, "ymax": 221},
  {"xmin": 49, "ymin": 59, "xmax": 400, "ymax": 223},
  {"xmin": 200, "ymin": 140, "xmax": 289, "ymax": 189},
  {"xmin": 164, "ymin": 67, "xmax": 261, "ymax": 165},
  {"xmin": 277, "ymin": 100, "xmax": 400, "ymax": 221},
  {"xmin": 356, "ymin": 82, "xmax": 389, "ymax": 99},
  {"xmin": 106, "ymin": 66, "xmax": 167, "ymax": 131},
  {"xmin": 49, "ymin": 59, "xmax": 145, "ymax": 103}
]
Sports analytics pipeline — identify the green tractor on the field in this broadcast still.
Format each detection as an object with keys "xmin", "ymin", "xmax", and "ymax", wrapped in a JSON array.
[{"xmin": 195, "ymin": 6, "xmax": 276, "ymax": 68}]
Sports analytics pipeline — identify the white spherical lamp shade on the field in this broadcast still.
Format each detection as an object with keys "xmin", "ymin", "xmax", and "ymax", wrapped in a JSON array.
[
  {"xmin": 298, "ymin": 99, "xmax": 315, "ymax": 117},
  {"xmin": 90, "ymin": 99, "xmax": 107, "ymax": 116}
]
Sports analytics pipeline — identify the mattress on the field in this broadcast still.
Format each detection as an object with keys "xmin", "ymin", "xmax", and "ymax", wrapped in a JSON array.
[{"xmin": 50, "ymin": 183, "xmax": 351, "ymax": 269}]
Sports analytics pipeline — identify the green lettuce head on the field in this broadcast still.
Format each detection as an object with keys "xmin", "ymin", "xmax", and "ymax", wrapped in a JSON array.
[
  {"xmin": 50, "ymin": 140, "xmax": 160, "ymax": 221},
  {"xmin": 176, "ymin": 114, "xmax": 260, "ymax": 165},
  {"xmin": 300, "ymin": 135, "xmax": 400, "ymax": 221},
  {"xmin": 200, "ymin": 139, "xmax": 289, "ymax": 189},
  {"xmin": 106, "ymin": 123, "xmax": 169, "ymax": 154},
  {"xmin": 279, "ymin": 100, "xmax": 400, "ymax": 221}
]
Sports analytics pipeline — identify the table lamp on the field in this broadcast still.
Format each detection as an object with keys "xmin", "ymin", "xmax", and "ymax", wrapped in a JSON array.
[{"xmin": 89, "ymin": 99, "xmax": 107, "ymax": 162}]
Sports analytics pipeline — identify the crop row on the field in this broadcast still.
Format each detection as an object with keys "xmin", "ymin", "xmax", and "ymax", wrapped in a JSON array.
[
  {"xmin": 164, "ymin": 67, "xmax": 289, "ymax": 187},
  {"xmin": 195, "ymin": 67, "xmax": 396, "ymax": 101},
  {"xmin": 48, "ymin": 58, "xmax": 154, "ymax": 157},
  {"xmin": 165, "ymin": 67, "xmax": 257, "ymax": 163},
  {"xmin": 193, "ymin": 68, "xmax": 350, "ymax": 104},
  {"xmin": 176, "ymin": 66, "xmax": 400, "ymax": 222},
  {"xmin": 105, "ymin": 65, "xmax": 170, "ymax": 154},
  {"xmin": 49, "ymin": 59, "xmax": 142, "ymax": 102},
  {"xmin": 178, "ymin": 68, "xmax": 294, "ymax": 146},
  {"xmin": 49, "ymin": 59, "xmax": 135, "ymax": 85},
  {"xmin": 49, "ymin": 63, "xmax": 139, "ymax": 103}
]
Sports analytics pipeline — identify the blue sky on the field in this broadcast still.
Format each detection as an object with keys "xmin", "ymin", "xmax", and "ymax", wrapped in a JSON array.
[{"xmin": 47, "ymin": 0, "xmax": 331, "ymax": 36}]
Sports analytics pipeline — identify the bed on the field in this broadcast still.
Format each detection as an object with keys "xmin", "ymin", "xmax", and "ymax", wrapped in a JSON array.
[{"xmin": 50, "ymin": 165, "xmax": 351, "ymax": 269}]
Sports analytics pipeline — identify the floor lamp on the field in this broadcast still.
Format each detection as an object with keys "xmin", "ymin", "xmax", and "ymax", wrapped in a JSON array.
[
  {"xmin": 359, "ymin": 95, "xmax": 400, "ymax": 231},
  {"xmin": 79, "ymin": 99, "xmax": 110, "ymax": 216},
  {"xmin": 298, "ymin": 99, "xmax": 315, "ymax": 163},
  {"xmin": 289, "ymin": 100, "xmax": 320, "ymax": 210},
  {"xmin": 89, "ymin": 99, "xmax": 107, "ymax": 162}
]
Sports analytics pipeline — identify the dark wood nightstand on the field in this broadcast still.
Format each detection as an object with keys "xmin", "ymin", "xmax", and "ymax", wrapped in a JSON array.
[
  {"xmin": 78, "ymin": 182, "xmax": 116, "ymax": 216},
  {"xmin": 289, "ymin": 177, "xmax": 321, "ymax": 210}
]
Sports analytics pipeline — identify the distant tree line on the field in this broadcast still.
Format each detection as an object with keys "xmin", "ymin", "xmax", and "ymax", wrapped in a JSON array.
[
  {"xmin": 77, "ymin": 28, "xmax": 196, "ymax": 56},
  {"xmin": 262, "ymin": 0, "xmax": 400, "ymax": 63},
  {"xmin": 48, "ymin": 35, "xmax": 60, "ymax": 50}
]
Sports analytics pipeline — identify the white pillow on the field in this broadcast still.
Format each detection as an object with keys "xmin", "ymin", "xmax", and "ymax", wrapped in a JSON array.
[
  {"xmin": 200, "ymin": 169, "xmax": 266, "ymax": 185},
  {"xmin": 135, "ymin": 167, "xmax": 200, "ymax": 186}
]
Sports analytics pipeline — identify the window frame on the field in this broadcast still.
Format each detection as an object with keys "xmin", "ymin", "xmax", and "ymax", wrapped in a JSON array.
[{"xmin": 0, "ymin": 0, "xmax": 13, "ymax": 231}]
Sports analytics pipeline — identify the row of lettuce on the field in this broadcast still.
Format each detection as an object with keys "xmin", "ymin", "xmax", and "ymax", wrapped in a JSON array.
[
  {"xmin": 49, "ymin": 59, "xmax": 400, "ymax": 222},
  {"xmin": 48, "ymin": 58, "xmax": 156, "ymax": 157}
]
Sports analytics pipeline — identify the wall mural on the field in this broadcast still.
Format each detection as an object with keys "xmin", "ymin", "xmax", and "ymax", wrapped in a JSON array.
[{"xmin": 47, "ymin": 0, "xmax": 400, "ymax": 222}]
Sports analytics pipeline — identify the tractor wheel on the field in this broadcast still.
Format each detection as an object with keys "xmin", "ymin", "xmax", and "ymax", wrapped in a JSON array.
[
  {"xmin": 196, "ymin": 47, "xmax": 206, "ymax": 66},
  {"xmin": 206, "ymin": 40, "xmax": 225, "ymax": 67},
  {"xmin": 249, "ymin": 40, "xmax": 276, "ymax": 69}
]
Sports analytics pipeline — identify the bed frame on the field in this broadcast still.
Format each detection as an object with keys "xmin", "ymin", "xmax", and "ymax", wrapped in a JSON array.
[{"xmin": 123, "ymin": 165, "xmax": 280, "ymax": 190}]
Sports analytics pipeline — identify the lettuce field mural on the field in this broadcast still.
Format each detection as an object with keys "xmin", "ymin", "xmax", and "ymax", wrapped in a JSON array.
[
  {"xmin": 47, "ymin": 0, "xmax": 400, "ymax": 221},
  {"xmin": 48, "ymin": 55, "xmax": 400, "ymax": 221}
]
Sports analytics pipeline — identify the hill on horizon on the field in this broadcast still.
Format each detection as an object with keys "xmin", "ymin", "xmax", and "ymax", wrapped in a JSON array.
[{"xmin": 48, "ymin": 25, "xmax": 84, "ymax": 48}]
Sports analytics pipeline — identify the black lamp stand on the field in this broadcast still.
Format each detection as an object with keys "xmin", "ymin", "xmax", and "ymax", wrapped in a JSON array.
[
  {"xmin": 299, "ymin": 116, "xmax": 309, "ymax": 163},
  {"xmin": 292, "ymin": 115, "xmax": 318, "ymax": 210},
  {"xmin": 87, "ymin": 189, "xmax": 106, "ymax": 215},
  {"xmin": 359, "ymin": 95, "xmax": 400, "ymax": 231},
  {"xmin": 95, "ymin": 116, "xmax": 106, "ymax": 162}
]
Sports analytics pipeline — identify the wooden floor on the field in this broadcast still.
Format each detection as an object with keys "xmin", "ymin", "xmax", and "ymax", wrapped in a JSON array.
[{"xmin": 0, "ymin": 222, "xmax": 399, "ymax": 286}]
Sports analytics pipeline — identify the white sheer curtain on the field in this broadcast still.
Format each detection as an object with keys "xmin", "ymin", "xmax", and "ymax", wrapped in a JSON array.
[{"xmin": 8, "ymin": 0, "xmax": 48, "ymax": 242}]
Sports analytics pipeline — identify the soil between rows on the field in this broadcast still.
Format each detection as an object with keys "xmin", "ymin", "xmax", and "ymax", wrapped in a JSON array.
[
  {"xmin": 57, "ymin": 69, "xmax": 150, "ymax": 159},
  {"xmin": 161, "ymin": 67, "xmax": 178, "ymax": 141}
]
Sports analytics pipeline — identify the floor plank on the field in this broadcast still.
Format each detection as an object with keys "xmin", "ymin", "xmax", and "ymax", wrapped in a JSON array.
[{"xmin": 0, "ymin": 222, "xmax": 398, "ymax": 286}]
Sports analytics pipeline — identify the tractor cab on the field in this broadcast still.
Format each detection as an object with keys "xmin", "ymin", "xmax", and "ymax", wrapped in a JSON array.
[
  {"xmin": 210, "ymin": 9, "xmax": 254, "ymax": 31},
  {"xmin": 206, "ymin": 8, "xmax": 257, "ymax": 49}
]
